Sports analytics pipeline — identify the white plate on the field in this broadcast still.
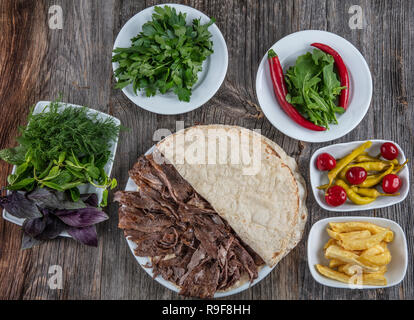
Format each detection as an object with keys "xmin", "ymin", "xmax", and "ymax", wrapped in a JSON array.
[
  {"xmin": 255, "ymin": 30, "xmax": 372, "ymax": 142},
  {"xmin": 123, "ymin": 146, "xmax": 274, "ymax": 298},
  {"xmin": 112, "ymin": 3, "xmax": 228, "ymax": 115},
  {"xmin": 2, "ymin": 101, "xmax": 121, "ymax": 237},
  {"xmin": 310, "ymin": 140, "xmax": 409, "ymax": 211},
  {"xmin": 307, "ymin": 216, "xmax": 408, "ymax": 289}
]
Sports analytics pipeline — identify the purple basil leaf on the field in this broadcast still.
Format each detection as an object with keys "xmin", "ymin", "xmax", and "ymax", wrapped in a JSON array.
[
  {"xmin": 53, "ymin": 207, "xmax": 108, "ymax": 227},
  {"xmin": 23, "ymin": 217, "xmax": 47, "ymax": 238},
  {"xmin": 80, "ymin": 193, "xmax": 98, "ymax": 207},
  {"xmin": 0, "ymin": 191, "xmax": 42, "ymax": 219},
  {"xmin": 27, "ymin": 187, "xmax": 86, "ymax": 210},
  {"xmin": 36, "ymin": 214, "xmax": 67, "ymax": 240},
  {"xmin": 21, "ymin": 233, "xmax": 42, "ymax": 250},
  {"xmin": 67, "ymin": 225, "xmax": 98, "ymax": 247}
]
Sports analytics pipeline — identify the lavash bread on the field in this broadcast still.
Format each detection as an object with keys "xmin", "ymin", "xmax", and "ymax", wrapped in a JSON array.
[{"xmin": 157, "ymin": 125, "xmax": 307, "ymax": 267}]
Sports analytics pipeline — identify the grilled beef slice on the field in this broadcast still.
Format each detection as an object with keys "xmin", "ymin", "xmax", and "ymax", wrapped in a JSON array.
[{"xmin": 116, "ymin": 152, "xmax": 265, "ymax": 298}]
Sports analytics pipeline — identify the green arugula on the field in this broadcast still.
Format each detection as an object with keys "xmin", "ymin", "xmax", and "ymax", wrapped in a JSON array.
[
  {"xmin": 285, "ymin": 49, "xmax": 346, "ymax": 129},
  {"xmin": 112, "ymin": 5, "xmax": 215, "ymax": 102},
  {"xmin": 0, "ymin": 100, "xmax": 121, "ymax": 206}
]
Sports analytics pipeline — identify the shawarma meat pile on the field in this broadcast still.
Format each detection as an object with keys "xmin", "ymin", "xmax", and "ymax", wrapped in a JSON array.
[{"xmin": 115, "ymin": 151, "xmax": 265, "ymax": 298}]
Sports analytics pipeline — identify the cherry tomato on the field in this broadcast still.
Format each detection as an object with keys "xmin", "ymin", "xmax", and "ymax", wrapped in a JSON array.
[
  {"xmin": 380, "ymin": 142, "xmax": 399, "ymax": 160},
  {"xmin": 316, "ymin": 153, "xmax": 336, "ymax": 171},
  {"xmin": 325, "ymin": 186, "xmax": 347, "ymax": 206},
  {"xmin": 382, "ymin": 174, "xmax": 401, "ymax": 193},
  {"xmin": 346, "ymin": 166, "xmax": 367, "ymax": 185}
]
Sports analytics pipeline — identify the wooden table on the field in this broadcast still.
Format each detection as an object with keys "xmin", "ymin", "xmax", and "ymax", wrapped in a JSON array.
[{"xmin": 0, "ymin": 0, "xmax": 412, "ymax": 300}]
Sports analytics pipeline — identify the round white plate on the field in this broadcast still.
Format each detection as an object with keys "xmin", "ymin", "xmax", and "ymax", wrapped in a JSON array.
[
  {"xmin": 255, "ymin": 30, "xmax": 372, "ymax": 143},
  {"xmin": 122, "ymin": 146, "xmax": 274, "ymax": 298},
  {"xmin": 112, "ymin": 3, "xmax": 228, "ymax": 115}
]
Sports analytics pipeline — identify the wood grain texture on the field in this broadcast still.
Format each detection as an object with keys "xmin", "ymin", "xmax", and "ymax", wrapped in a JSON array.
[{"xmin": 0, "ymin": 0, "xmax": 412, "ymax": 300}]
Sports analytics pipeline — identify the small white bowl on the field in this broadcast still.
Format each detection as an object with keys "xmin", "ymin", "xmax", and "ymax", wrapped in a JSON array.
[
  {"xmin": 255, "ymin": 30, "xmax": 372, "ymax": 142},
  {"xmin": 310, "ymin": 140, "xmax": 409, "ymax": 212},
  {"xmin": 112, "ymin": 3, "xmax": 228, "ymax": 115},
  {"xmin": 308, "ymin": 216, "xmax": 408, "ymax": 289}
]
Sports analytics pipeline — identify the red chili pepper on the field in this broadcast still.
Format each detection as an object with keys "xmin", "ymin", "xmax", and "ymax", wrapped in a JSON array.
[
  {"xmin": 267, "ymin": 49, "xmax": 326, "ymax": 131},
  {"xmin": 310, "ymin": 43, "xmax": 350, "ymax": 110}
]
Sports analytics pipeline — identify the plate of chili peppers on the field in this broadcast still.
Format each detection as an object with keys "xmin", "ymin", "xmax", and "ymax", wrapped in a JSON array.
[
  {"xmin": 310, "ymin": 140, "xmax": 409, "ymax": 211},
  {"xmin": 255, "ymin": 30, "xmax": 372, "ymax": 142}
]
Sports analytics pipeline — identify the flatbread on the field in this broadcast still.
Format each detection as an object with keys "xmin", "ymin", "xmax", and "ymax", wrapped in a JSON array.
[{"xmin": 157, "ymin": 125, "xmax": 306, "ymax": 267}]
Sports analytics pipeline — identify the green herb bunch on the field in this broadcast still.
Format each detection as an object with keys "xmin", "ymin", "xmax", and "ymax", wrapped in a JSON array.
[
  {"xmin": 0, "ymin": 100, "xmax": 121, "ymax": 206},
  {"xmin": 285, "ymin": 49, "xmax": 346, "ymax": 129},
  {"xmin": 112, "ymin": 5, "xmax": 215, "ymax": 102}
]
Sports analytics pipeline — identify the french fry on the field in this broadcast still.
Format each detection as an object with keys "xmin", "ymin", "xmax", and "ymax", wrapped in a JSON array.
[
  {"xmin": 338, "ymin": 230, "xmax": 387, "ymax": 251},
  {"xmin": 358, "ymin": 251, "xmax": 392, "ymax": 266},
  {"xmin": 365, "ymin": 265, "xmax": 387, "ymax": 274},
  {"xmin": 326, "ymin": 228, "xmax": 341, "ymax": 240},
  {"xmin": 325, "ymin": 245, "xmax": 379, "ymax": 272},
  {"xmin": 337, "ymin": 264, "xmax": 347, "ymax": 273},
  {"xmin": 341, "ymin": 264, "xmax": 363, "ymax": 276},
  {"xmin": 338, "ymin": 230, "xmax": 371, "ymax": 241},
  {"xmin": 329, "ymin": 258, "xmax": 346, "ymax": 268},
  {"xmin": 324, "ymin": 238, "xmax": 336, "ymax": 250},
  {"xmin": 360, "ymin": 244, "xmax": 385, "ymax": 257},
  {"xmin": 362, "ymin": 273, "xmax": 387, "ymax": 286},
  {"xmin": 328, "ymin": 222, "xmax": 394, "ymax": 242},
  {"xmin": 315, "ymin": 264, "xmax": 350, "ymax": 284}
]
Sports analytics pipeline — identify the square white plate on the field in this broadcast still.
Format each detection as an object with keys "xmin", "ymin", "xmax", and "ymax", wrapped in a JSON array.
[
  {"xmin": 307, "ymin": 216, "xmax": 408, "ymax": 289},
  {"xmin": 2, "ymin": 101, "xmax": 121, "ymax": 237},
  {"xmin": 310, "ymin": 140, "xmax": 409, "ymax": 211}
]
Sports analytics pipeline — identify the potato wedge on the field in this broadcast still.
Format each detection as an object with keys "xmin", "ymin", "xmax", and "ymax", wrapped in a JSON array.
[
  {"xmin": 316, "ymin": 264, "xmax": 387, "ymax": 286},
  {"xmin": 360, "ymin": 244, "xmax": 385, "ymax": 257},
  {"xmin": 326, "ymin": 228, "xmax": 341, "ymax": 240},
  {"xmin": 315, "ymin": 264, "xmax": 350, "ymax": 284},
  {"xmin": 341, "ymin": 264, "xmax": 363, "ymax": 276},
  {"xmin": 329, "ymin": 258, "xmax": 346, "ymax": 268},
  {"xmin": 338, "ymin": 231, "xmax": 387, "ymax": 251},
  {"xmin": 362, "ymin": 273, "xmax": 387, "ymax": 286},
  {"xmin": 338, "ymin": 230, "xmax": 371, "ymax": 241},
  {"xmin": 365, "ymin": 265, "xmax": 387, "ymax": 274},
  {"xmin": 328, "ymin": 222, "xmax": 393, "ymax": 242},
  {"xmin": 324, "ymin": 238, "xmax": 337, "ymax": 250},
  {"xmin": 341, "ymin": 263, "xmax": 387, "ymax": 276},
  {"xmin": 358, "ymin": 251, "xmax": 392, "ymax": 266},
  {"xmin": 325, "ymin": 245, "xmax": 379, "ymax": 272}
]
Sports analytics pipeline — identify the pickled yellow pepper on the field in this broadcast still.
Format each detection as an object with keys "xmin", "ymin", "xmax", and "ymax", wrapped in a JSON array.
[
  {"xmin": 338, "ymin": 161, "xmax": 390, "ymax": 180},
  {"xmin": 354, "ymin": 155, "xmax": 399, "ymax": 165},
  {"xmin": 350, "ymin": 186, "xmax": 400, "ymax": 198},
  {"xmin": 326, "ymin": 141, "xmax": 372, "ymax": 190},
  {"xmin": 359, "ymin": 164, "xmax": 394, "ymax": 188},
  {"xmin": 392, "ymin": 159, "xmax": 409, "ymax": 174},
  {"xmin": 335, "ymin": 179, "xmax": 376, "ymax": 205}
]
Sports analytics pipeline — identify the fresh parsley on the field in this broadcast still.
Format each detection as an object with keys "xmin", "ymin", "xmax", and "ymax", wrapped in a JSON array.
[{"xmin": 112, "ymin": 5, "xmax": 215, "ymax": 102}]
